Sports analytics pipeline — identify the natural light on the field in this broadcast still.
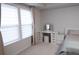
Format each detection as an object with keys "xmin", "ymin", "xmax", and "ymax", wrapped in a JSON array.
[{"xmin": 1, "ymin": 4, "xmax": 33, "ymax": 46}]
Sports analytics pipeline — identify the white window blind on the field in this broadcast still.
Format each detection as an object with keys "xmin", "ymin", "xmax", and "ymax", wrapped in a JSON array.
[
  {"xmin": 1, "ymin": 4, "xmax": 19, "ymax": 46},
  {"xmin": 1, "ymin": 4, "xmax": 33, "ymax": 46},
  {"xmin": 20, "ymin": 9, "xmax": 32, "ymax": 39}
]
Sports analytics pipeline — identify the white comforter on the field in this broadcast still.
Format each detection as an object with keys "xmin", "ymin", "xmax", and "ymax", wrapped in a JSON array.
[{"xmin": 62, "ymin": 35, "xmax": 79, "ymax": 53}]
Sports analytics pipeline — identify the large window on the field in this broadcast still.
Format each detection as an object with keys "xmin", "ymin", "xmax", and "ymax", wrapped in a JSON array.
[
  {"xmin": 1, "ymin": 4, "xmax": 33, "ymax": 46},
  {"xmin": 20, "ymin": 9, "xmax": 32, "ymax": 39}
]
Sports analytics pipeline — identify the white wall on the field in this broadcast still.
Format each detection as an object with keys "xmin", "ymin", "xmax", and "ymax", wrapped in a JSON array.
[{"xmin": 41, "ymin": 6, "xmax": 79, "ymax": 33}]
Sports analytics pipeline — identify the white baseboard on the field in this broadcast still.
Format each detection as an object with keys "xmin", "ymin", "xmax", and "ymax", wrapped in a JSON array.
[{"xmin": 16, "ymin": 46, "xmax": 31, "ymax": 55}]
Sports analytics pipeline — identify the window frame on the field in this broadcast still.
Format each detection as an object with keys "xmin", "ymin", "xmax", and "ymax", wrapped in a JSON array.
[
  {"xmin": 1, "ymin": 4, "xmax": 33, "ymax": 46},
  {"xmin": 20, "ymin": 8, "xmax": 33, "ymax": 39}
]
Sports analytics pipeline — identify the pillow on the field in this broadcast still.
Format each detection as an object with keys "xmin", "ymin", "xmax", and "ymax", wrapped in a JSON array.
[{"xmin": 67, "ymin": 30, "xmax": 79, "ymax": 36}]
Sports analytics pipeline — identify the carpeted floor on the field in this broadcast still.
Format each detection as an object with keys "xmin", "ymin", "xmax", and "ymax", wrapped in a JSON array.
[{"xmin": 19, "ymin": 42, "xmax": 59, "ymax": 55}]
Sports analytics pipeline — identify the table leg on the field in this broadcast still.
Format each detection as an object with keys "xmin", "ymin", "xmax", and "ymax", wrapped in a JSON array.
[{"xmin": 49, "ymin": 34, "xmax": 51, "ymax": 43}]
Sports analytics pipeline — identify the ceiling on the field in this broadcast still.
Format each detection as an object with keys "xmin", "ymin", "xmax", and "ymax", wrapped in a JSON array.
[{"xmin": 25, "ymin": 3, "xmax": 79, "ymax": 10}]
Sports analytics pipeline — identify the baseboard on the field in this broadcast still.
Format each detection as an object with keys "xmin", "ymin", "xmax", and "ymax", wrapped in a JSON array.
[{"xmin": 15, "ymin": 45, "xmax": 31, "ymax": 55}]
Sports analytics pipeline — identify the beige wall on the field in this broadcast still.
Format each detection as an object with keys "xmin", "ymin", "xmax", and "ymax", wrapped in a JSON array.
[
  {"xmin": 0, "ymin": 3, "xmax": 4, "ymax": 55},
  {"xmin": 34, "ymin": 8, "xmax": 41, "ymax": 44},
  {"xmin": 4, "ymin": 37, "xmax": 31, "ymax": 55},
  {"xmin": 41, "ymin": 6, "xmax": 79, "ymax": 34},
  {"xmin": 0, "ymin": 32, "xmax": 4, "ymax": 54}
]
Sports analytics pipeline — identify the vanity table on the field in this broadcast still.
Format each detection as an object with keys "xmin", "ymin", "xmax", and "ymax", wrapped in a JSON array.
[
  {"xmin": 41, "ymin": 30, "xmax": 56, "ymax": 43},
  {"xmin": 38, "ymin": 24, "xmax": 56, "ymax": 43},
  {"xmin": 38, "ymin": 30, "xmax": 64, "ymax": 44}
]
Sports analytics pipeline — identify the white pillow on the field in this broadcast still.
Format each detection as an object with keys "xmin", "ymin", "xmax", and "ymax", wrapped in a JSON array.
[{"xmin": 68, "ymin": 30, "xmax": 79, "ymax": 36}]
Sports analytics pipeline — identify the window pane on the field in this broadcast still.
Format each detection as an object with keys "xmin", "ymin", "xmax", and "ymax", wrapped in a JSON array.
[
  {"xmin": 20, "ymin": 9, "xmax": 33, "ymax": 39},
  {"xmin": 1, "ymin": 4, "xmax": 18, "ymax": 26},
  {"xmin": 1, "ymin": 26, "xmax": 19, "ymax": 46},
  {"xmin": 20, "ymin": 9, "xmax": 32, "ymax": 25},
  {"xmin": 21, "ymin": 25, "xmax": 32, "ymax": 38},
  {"xmin": 1, "ymin": 4, "xmax": 19, "ymax": 46}
]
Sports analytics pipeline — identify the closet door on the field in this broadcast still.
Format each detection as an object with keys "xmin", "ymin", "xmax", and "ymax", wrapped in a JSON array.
[{"xmin": 0, "ymin": 3, "xmax": 4, "ymax": 55}]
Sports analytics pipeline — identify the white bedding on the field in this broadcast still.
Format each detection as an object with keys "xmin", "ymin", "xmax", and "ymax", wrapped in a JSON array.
[{"xmin": 63, "ymin": 35, "xmax": 79, "ymax": 53}]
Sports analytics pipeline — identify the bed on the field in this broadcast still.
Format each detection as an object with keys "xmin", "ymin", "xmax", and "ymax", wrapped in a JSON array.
[{"xmin": 58, "ymin": 29, "xmax": 79, "ymax": 55}]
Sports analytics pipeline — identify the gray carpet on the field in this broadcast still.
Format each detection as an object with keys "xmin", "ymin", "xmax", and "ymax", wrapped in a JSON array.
[{"xmin": 19, "ymin": 43, "xmax": 59, "ymax": 55}]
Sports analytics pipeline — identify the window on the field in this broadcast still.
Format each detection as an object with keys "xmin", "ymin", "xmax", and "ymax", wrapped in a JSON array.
[
  {"xmin": 20, "ymin": 9, "xmax": 32, "ymax": 39},
  {"xmin": 1, "ymin": 4, "xmax": 33, "ymax": 46},
  {"xmin": 1, "ymin": 4, "xmax": 19, "ymax": 46}
]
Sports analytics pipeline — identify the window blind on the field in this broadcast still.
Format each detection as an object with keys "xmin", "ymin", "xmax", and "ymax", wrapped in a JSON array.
[{"xmin": 1, "ymin": 4, "xmax": 33, "ymax": 46}]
